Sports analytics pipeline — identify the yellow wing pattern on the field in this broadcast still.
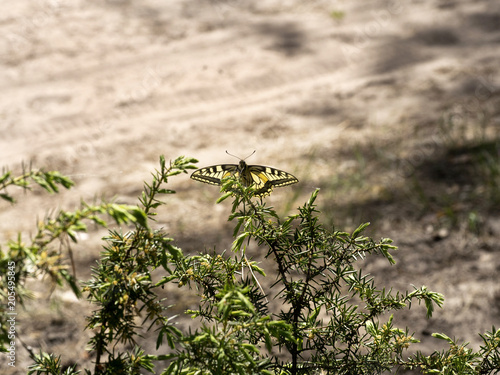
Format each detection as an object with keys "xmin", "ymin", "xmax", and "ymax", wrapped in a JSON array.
[{"xmin": 191, "ymin": 160, "xmax": 298, "ymax": 197}]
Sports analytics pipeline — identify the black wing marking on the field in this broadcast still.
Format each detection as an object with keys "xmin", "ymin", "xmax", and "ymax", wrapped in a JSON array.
[{"xmin": 190, "ymin": 164, "xmax": 238, "ymax": 185}]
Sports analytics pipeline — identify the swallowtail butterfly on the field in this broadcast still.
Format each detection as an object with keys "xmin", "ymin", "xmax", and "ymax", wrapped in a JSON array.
[{"xmin": 191, "ymin": 152, "xmax": 298, "ymax": 197}]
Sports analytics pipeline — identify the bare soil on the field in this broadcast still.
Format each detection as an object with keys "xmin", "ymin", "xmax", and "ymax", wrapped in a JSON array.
[{"xmin": 1, "ymin": 0, "xmax": 500, "ymax": 373}]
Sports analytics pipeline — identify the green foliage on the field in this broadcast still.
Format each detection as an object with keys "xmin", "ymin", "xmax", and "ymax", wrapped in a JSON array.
[
  {"xmin": 1, "ymin": 156, "xmax": 499, "ymax": 374},
  {"xmin": 82, "ymin": 156, "xmax": 196, "ymax": 374},
  {"xmin": 0, "ymin": 164, "xmax": 74, "ymax": 203},
  {"xmin": 402, "ymin": 330, "xmax": 500, "ymax": 374},
  {"xmin": 27, "ymin": 352, "xmax": 79, "ymax": 375},
  {"xmin": 161, "ymin": 284, "xmax": 292, "ymax": 375},
  {"xmin": 0, "ymin": 163, "xmax": 155, "ymax": 355},
  {"xmin": 203, "ymin": 178, "xmax": 443, "ymax": 374}
]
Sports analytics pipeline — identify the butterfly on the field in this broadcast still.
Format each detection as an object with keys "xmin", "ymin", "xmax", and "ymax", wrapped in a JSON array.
[{"xmin": 191, "ymin": 154, "xmax": 298, "ymax": 197}]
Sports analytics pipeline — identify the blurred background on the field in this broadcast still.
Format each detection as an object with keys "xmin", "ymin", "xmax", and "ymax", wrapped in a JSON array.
[{"xmin": 1, "ymin": 0, "xmax": 499, "ymax": 373}]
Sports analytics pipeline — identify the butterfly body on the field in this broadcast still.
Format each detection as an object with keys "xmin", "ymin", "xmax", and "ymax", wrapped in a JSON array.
[{"xmin": 191, "ymin": 160, "xmax": 298, "ymax": 197}]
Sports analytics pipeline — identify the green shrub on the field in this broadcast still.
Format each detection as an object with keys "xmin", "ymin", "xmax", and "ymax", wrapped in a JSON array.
[{"xmin": 1, "ymin": 156, "xmax": 499, "ymax": 374}]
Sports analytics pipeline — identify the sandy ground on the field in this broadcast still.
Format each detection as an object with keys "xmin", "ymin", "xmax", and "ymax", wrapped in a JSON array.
[{"xmin": 1, "ymin": 0, "xmax": 500, "ymax": 373}]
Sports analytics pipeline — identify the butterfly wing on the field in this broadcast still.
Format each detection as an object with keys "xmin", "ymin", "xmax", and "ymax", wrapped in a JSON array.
[
  {"xmin": 190, "ymin": 164, "xmax": 238, "ymax": 185},
  {"xmin": 246, "ymin": 165, "xmax": 299, "ymax": 197}
]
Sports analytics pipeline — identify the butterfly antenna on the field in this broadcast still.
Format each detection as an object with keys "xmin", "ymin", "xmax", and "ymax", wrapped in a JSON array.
[
  {"xmin": 225, "ymin": 150, "xmax": 256, "ymax": 161},
  {"xmin": 243, "ymin": 150, "xmax": 256, "ymax": 161},
  {"xmin": 225, "ymin": 150, "xmax": 240, "ymax": 160}
]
